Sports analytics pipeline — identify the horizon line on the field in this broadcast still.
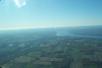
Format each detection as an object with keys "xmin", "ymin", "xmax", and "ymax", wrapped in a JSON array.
[{"xmin": 0, "ymin": 25, "xmax": 101, "ymax": 31}]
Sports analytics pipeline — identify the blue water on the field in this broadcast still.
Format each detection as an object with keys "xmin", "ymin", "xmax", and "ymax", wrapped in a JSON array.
[{"xmin": 56, "ymin": 32, "xmax": 102, "ymax": 39}]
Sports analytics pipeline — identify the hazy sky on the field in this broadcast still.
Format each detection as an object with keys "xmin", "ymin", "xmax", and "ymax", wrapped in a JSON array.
[{"xmin": 0, "ymin": 0, "xmax": 102, "ymax": 29}]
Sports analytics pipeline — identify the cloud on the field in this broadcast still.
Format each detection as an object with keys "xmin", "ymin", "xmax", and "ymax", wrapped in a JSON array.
[{"xmin": 14, "ymin": 0, "xmax": 26, "ymax": 8}]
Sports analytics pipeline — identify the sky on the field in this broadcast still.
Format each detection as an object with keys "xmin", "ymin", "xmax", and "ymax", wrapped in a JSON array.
[{"xmin": 0, "ymin": 0, "xmax": 102, "ymax": 29}]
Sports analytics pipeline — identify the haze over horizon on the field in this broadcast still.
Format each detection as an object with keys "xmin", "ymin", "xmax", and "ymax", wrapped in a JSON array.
[{"xmin": 0, "ymin": 0, "xmax": 102, "ymax": 29}]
